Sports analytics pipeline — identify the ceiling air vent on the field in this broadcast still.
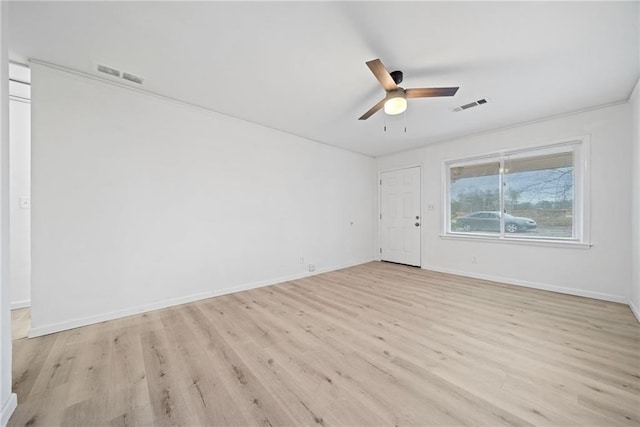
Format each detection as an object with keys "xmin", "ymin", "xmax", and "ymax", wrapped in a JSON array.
[
  {"xmin": 122, "ymin": 72, "xmax": 143, "ymax": 85},
  {"xmin": 97, "ymin": 64, "xmax": 120, "ymax": 78},
  {"xmin": 452, "ymin": 98, "xmax": 487, "ymax": 112}
]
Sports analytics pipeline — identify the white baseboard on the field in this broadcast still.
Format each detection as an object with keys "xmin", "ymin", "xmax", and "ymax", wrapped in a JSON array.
[
  {"xmin": 28, "ymin": 258, "xmax": 374, "ymax": 338},
  {"xmin": 28, "ymin": 291, "xmax": 213, "ymax": 338},
  {"xmin": 1, "ymin": 393, "xmax": 17, "ymax": 427},
  {"xmin": 11, "ymin": 299, "xmax": 30, "ymax": 310},
  {"xmin": 628, "ymin": 298, "xmax": 640, "ymax": 323},
  {"xmin": 422, "ymin": 264, "xmax": 628, "ymax": 304},
  {"xmin": 212, "ymin": 258, "xmax": 374, "ymax": 296}
]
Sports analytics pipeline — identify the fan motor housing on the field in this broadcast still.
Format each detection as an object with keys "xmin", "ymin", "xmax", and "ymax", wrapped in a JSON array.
[{"xmin": 390, "ymin": 70, "xmax": 403, "ymax": 85}]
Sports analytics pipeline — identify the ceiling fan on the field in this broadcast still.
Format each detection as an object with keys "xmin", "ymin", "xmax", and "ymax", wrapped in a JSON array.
[{"xmin": 359, "ymin": 58, "xmax": 459, "ymax": 120}]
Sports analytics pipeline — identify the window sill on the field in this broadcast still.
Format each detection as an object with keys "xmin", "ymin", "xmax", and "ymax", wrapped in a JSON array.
[{"xmin": 440, "ymin": 233, "xmax": 592, "ymax": 249}]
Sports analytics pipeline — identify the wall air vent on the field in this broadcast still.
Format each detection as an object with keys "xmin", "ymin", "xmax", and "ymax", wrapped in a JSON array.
[
  {"xmin": 96, "ymin": 64, "xmax": 144, "ymax": 85},
  {"xmin": 122, "ymin": 72, "xmax": 144, "ymax": 85},
  {"xmin": 97, "ymin": 64, "xmax": 120, "ymax": 78},
  {"xmin": 452, "ymin": 98, "xmax": 488, "ymax": 112}
]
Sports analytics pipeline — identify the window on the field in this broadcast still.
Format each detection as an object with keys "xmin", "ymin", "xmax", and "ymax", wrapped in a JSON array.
[{"xmin": 446, "ymin": 140, "xmax": 587, "ymax": 242}]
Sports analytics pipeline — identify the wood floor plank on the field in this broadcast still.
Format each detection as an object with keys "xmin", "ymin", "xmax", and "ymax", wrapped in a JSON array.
[
  {"xmin": 10, "ymin": 262, "xmax": 640, "ymax": 426},
  {"xmin": 213, "ymin": 294, "xmax": 393, "ymax": 426},
  {"xmin": 10, "ymin": 308, "xmax": 30, "ymax": 340}
]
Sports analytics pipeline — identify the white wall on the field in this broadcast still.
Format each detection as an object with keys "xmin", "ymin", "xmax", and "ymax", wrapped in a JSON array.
[
  {"xmin": 376, "ymin": 103, "xmax": 632, "ymax": 303},
  {"xmin": 30, "ymin": 63, "xmax": 375, "ymax": 336},
  {"xmin": 630, "ymin": 80, "xmax": 640, "ymax": 320},
  {"xmin": 0, "ymin": 2, "xmax": 17, "ymax": 425},
  {"xmin": 9, "ymin": 98, "xmax": 30, "ymax": 309}
]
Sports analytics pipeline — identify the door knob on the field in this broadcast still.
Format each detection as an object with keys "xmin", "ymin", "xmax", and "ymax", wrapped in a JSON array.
[{"xmin": 415, "ymin": 222, "xmax": 420, "ymax": 227}]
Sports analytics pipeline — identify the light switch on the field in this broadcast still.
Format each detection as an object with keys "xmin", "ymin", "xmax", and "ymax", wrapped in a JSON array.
[{"xmin": 19, "ymin": 197, "xmax": 31, "ymax": 209}]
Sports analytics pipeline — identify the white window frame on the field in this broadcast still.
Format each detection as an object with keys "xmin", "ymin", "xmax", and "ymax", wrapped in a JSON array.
[{"xmin": 442, "ymin": 137, "xmax": 591, "ymax": 247}]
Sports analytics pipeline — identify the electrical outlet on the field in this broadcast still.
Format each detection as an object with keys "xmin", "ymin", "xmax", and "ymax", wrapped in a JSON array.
[
  {"xmin": 300, "ymin": 257, "xmax": 304, "ymax": 264},
  {"xmin": 308, "ymin": 264, "xmax": 316, "ymax": 272},
  {"xmin": 471, "ymin": 256, "xmax": 477, "ymax": 264}
]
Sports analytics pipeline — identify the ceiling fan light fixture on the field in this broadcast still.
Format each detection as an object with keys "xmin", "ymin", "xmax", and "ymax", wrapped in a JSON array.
[
  {"xmin": 384, "ymin": 89, "xmax": 407, "ymax": 115},
  {"xmin": 358, "ymin": 59, "xmax": 459, "ymax": 120}
]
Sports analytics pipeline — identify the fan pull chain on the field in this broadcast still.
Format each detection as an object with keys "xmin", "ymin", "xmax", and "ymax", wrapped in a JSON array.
[
  {"xmin": 383, "ymin": 115, "xmax": 387, "ymax": 133},
  {"xmin": 404, "ymin": 111, "xmax": 407, "ymax": 133}
]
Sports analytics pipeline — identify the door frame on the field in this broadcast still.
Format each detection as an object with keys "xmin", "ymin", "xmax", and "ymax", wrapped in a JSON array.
[{"xmin": 377, "ymin": 164, "xmax": 423, "ymax": 267}]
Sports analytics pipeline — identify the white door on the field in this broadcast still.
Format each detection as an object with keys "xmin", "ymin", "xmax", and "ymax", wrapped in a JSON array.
[{"xmin": 380, "ymin": 167, "xmax": 421, "ymax": 267}]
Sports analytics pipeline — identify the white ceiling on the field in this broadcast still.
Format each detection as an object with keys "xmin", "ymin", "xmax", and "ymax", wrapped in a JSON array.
[{"xmin": 8, "ymin": 1, "xmax": 639, "ymax": 157}]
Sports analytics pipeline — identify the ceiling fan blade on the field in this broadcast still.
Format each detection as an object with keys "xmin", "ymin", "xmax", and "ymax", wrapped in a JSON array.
[
  {"xmin": 405, "ymin": 87, "xmax": 459, "ymax": 98},
  {"xmin": 358, "ymin": 98, "xmax": 386, "ymax": 120},
  {"xmin": 366, "ymin": 59, "xmax": 397, "ymax": 92}
]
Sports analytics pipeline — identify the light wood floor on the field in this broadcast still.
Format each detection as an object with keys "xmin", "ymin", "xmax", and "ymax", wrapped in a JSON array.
[
  {"xmin": 10, "ymin": 262, "xmax": 640, "ymax": 426},
  {"xmin": 11, "ymin": 307, "xmax": 30, "ymax": 340}
]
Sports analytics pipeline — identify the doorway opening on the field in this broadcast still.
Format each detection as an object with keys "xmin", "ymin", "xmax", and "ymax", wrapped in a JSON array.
[{"xmin": 9, "ymin": 61, "xmax": 31, "ymax": 339}]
